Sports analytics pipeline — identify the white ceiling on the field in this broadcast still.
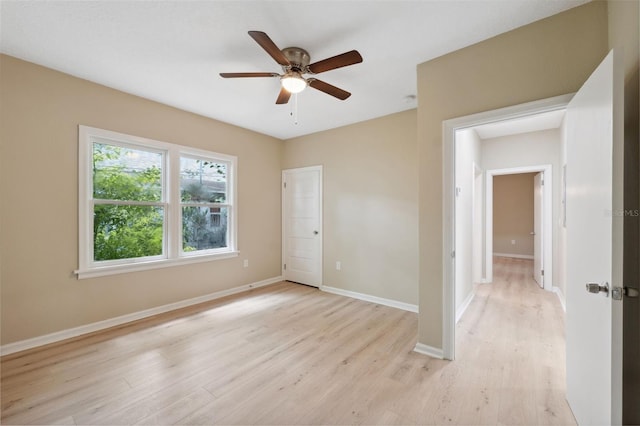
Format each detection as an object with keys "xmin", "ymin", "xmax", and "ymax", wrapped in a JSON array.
[
  {"xmin": 474, "ymin": 109, "xmax": 566, "ymax": 139},
  {"xmin": 0, "ymin": 0, "xmax": 589, "ymax": 140}
]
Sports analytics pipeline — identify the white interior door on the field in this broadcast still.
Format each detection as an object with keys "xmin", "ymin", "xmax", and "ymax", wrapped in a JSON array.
[
  {"xmin": 282, "ymin": 166, "xmax": 322, "ymax": 287},
  {"xmin": 565, "ymin": 50, "xmax": 622, "ymax": 425},
  {"xmin": 533, "ymin": 172, "xmax": 543, "ymax": 287}
]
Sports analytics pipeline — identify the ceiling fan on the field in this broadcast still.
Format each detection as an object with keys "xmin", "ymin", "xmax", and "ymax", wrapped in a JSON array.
[{"xmin": 220, "ymin": 31, "xmax": 363, "ymax": 104}]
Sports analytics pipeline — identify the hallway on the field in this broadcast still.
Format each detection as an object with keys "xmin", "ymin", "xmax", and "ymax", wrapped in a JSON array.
[{"xmin": 454, "ymin": 256, "xmax": 575, "ymax": 424}]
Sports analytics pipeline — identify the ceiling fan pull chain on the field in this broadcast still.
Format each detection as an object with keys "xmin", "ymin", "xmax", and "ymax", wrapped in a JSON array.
[
  {"xmin": 291, "ymin": 93, "xmax": 299, "ymax": 125},
  {"xmin": 290, "ymin": 96, "xmax": 294, "ymax": 119}
]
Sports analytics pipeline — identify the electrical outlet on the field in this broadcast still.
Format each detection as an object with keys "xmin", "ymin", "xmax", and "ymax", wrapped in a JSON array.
[
  {"xmin": 243, "ymin": 259, "xmax": 249, "ymax": 268},
  {"xmin": 336, "ymin": 261, "xmax": 341, "ymax": 271},
  {"xmin": 511, "ymin": 240, "xmax": 516, "ymax": 245}
]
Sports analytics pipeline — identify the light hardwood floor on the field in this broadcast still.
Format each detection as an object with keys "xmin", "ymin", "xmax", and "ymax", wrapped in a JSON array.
[{"xmin": 1, "ymin": 257, "xmax": 576, "ymax": 425}]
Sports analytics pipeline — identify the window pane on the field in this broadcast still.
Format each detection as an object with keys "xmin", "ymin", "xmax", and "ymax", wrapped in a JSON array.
[
  {"xmin": 182, "ymin": 206, "xmax": 228, "ymax": 252},
  {"xmin": 93, "ymin": 143, "xmax": 163, "ymax": 201},
  {"xmin": 94, "ymin": 204, "xmax": 164, "ymax": 261},
  {"xmin": 180, "ymin": 157, "xmax": 227, "ymax": 203}
]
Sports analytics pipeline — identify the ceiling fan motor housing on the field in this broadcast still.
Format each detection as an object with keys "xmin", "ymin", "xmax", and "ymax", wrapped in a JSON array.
[{"xmin": 282, "ymin": 47, "xmax": 311, "ymax": 73}]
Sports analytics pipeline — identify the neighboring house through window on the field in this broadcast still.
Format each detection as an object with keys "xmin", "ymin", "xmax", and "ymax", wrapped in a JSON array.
[{"xmin": 76, "ymin": 125, "xmax": 238, "ymax": 278}]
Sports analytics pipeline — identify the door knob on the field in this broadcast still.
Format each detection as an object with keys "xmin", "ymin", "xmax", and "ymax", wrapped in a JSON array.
[
  {"xmin": 313, "ymin": 230, "xmax": 318, "ymax": 235},
  {"xmin": 586, "ymin": 282, "xmax": 609, "ymax": 297}
]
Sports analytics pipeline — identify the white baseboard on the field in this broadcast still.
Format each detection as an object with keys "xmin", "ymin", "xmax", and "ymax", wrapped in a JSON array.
[
  {"xmin": 413, "ymin": 342, "xmax": 444, "ymax": 359},
  {"xmin": 493, "ymin": 253, "xmax": 534, "ymax": 260},
  {"xmin": 320, "ymin": 285, "xmax": 418, "ymax": 313},
  {"xmin": 1, "ymin": 276, "xmax": 283, "ymax": 357},
  {"xmin": 456, "ymin": 290, "xmax": 476, "ymax": 323},
  {"xmin": 553, "ymin": 286, "xmax": 567, "ymax": 312}
]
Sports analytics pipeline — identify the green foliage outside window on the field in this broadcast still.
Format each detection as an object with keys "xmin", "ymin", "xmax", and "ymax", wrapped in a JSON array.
[
  {"xmin": 92, "ymin": 143, "xmax": 163, "ymax": 261},
  {"xmin": 94, "ymin": 205, "xmax": 163, "ymax": 260}
]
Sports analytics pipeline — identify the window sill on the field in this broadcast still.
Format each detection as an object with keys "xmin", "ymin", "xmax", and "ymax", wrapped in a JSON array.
[{"xmin": 75, "ymin": 251, "xmax": 239, "ymax": 279}]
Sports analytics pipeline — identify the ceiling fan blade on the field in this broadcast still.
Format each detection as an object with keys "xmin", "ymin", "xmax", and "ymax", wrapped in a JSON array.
[
  {"xmin": 276, "ymin": 87, "xmax": 291, "ymax": 104},
  {"xmin": 308, "ymin": 50, "xmax": 363, "ymax": 74},
  {"xmin": 219, "ymin": 72, "xmax": 279, "ymax": 78},
  {"xmin": 248, "ymin": 31, "xmax": 290, "ymax": 66},
  {"xmin": 220, "ymin": 72, "xmax": 280, "ymax": 78},
  {"xmin": 308, "ymin": 79, "xmax": 351, "ymax": 100}
]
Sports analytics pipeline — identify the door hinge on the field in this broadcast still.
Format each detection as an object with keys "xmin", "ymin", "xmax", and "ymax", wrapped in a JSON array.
[
  {"xmin": 541, "ymin": 269, "xmax": 544, "ymax": 276},
  {"xmin": 283, "ymin": 182, "xmax": 287, "ymax": 189},
  {"xmin": 283, "ymin": 264, "xmax": 287, "ymax": 270},
  {"xmin": 451, "ymin": 250, "xmax": 455, "ymax": 258}
]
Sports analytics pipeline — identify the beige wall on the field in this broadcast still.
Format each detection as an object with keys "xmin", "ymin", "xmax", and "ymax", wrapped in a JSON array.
[
  {"xmin": 0, "ymin": 55, "xmax": 283, "ymax": 345},
  {"xmin": 417, "ymin": 1, "xmax": 609, "ymax": 348},
  {"xmin": 283, "ymin": 110, "xmax": 418, "ymax": 305},
  {"xmin": 492, "ymin": 173, "xmax": 535, "ymax": 256}
]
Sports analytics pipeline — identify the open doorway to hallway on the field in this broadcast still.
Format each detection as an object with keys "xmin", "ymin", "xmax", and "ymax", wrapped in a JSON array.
[
  {"xmin": 453, "ymin": 110, "xmax": 564, "ymax": 325},
  {"xmin": 443, "ymin": 95, "xmax": 572, "ymax": 366},
  {"xmin": 450, "ymin": 107, "xmax": 572, "ymax": 423}
]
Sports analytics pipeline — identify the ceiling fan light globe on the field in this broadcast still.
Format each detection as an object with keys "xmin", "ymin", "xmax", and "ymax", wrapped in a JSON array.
[{"xmin": 281, "ymin": 75, "xmax": 306, "ymax": 94}]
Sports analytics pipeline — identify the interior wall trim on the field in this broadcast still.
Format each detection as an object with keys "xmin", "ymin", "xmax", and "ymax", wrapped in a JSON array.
[
  {"xmin": 553, "ymin": 286, "xmax": 567, "ymax": 312},
  {"xmin": 456, "ymin": 290, "xmax": 476, "ymax": 323},
  {"xmin": 1, "ymin": 276, "xmax": 283, "ymax": 357},
  {"xmin": 413, "ymin": 342, "xmax": 444, "ymax": 359},
  {"xmin": 320, "ymin": 285, "xmax": 418, "ymax": 313},
  {"xmin": 493, "ymin": 253, "xmax": 535, "ymax": 260}
]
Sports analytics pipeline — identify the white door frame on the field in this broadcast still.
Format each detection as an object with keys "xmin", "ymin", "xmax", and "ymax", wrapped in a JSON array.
[
  {"xmin": 485, "ymin": 164, "xmax": 553, "ymax": 292},
  {"xmin": 472, "ymin": 163, "xmax": 484, "ymax": 284},
  {"xmin": 281, "ymin": 165, "xmax": 323, "ymax": 286},
  {"xmin": 442, "ymin": 93, "xmax": 572, "ymax": 360},
  {"xmin": 533, "ymin": 171, "xmax": 544, "ymax": 288}
]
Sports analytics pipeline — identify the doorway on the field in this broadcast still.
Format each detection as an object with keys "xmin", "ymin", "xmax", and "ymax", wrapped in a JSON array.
[
  {"xmin": 443, "ymin": 93, "xmax": 572, "ymax": 360},
  {"xmin": 485, "ymin": 165, "xmax": 553, "ymax": 291},
  {"xmin": 452, "ymin": 122, "xmax": 558, "ymax": 324}
]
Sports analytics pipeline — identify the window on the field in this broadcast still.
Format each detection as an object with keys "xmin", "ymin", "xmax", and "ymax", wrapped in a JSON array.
[
  {"xmin": 77, "ymin": 126, "xmax": 237, "ymax": 278},
  {"xmin": 180, "ymin": 156, "xmax": 229, "ymax": 253}
]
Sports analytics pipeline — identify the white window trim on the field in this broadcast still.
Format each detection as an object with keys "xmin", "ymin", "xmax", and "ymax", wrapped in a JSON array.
[{"xmin": 76, "ymin": 125, "xmax": 238, "ymax": 279}]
